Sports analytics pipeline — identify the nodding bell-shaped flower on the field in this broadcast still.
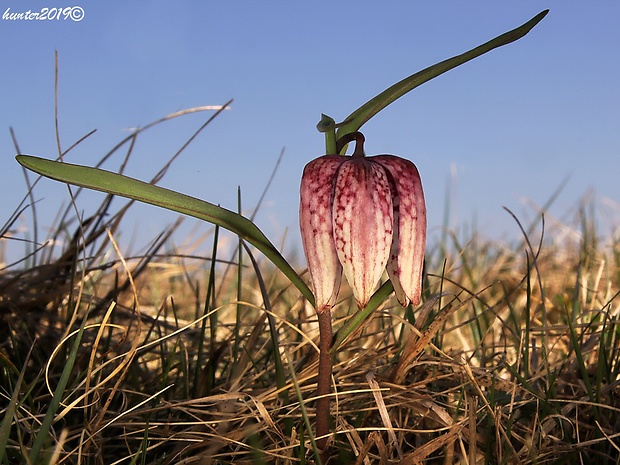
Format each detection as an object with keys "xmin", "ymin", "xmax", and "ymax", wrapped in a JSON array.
[{"xmin": 300, "ymin": 132, "xmax": 426, "ymax": 313}]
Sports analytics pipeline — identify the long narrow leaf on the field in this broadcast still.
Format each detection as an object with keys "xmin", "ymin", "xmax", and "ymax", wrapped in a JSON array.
[
  {"xmin": 335, "ymin": 10, "xmax": 548, "ymax": 140},
  {"xmin": 15, "ymin": 155, "xmax": 314, "ymax": 306}
]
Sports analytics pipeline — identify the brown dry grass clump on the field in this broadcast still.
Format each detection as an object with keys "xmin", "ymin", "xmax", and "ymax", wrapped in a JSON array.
[{"xmin": 2, "ymin": 113, "xmax": 620, "ymax": 465}]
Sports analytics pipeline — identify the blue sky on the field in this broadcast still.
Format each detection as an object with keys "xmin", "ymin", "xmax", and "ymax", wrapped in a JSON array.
[{"xmin": 2, "ymin": 2, "xmax": 619, "ymax": 264}]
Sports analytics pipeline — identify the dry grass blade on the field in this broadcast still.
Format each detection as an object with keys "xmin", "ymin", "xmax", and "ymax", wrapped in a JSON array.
[
  {"xmin": 391, "ymin": 294, "xmax": 462, "ymax": 384},
  {"xmin": 396, "ymin": 424, "xmax": 463, "ymax": 465},
  {"xmin": 366, "ymin": 371, "xmax": 403, "ymax": 459}
]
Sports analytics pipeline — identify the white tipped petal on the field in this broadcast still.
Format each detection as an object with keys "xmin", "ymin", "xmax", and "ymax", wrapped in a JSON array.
[
  {"xmin": 332, "ymin": 159, "xmax": 393, "ymax": 308},
  {"xmin": 374, "ymin": 155, "xmax": 426, "ymax": 306},
  {"xmin": 299, "ymin": 155, "xmax": 345, "ymax": 313}
]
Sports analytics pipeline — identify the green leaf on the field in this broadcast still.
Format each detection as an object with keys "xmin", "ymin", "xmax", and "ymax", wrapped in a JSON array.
[
  {"xmin": 332, "ymin": 280, "xmax": 394, "ymax": 351},
  {"xmin": 334, "ymin": 10, "xmax": 549, "ymax": 140},
  {"xmin": 15, "ymin": 154, "xmax": 315, "ymax": 306}
]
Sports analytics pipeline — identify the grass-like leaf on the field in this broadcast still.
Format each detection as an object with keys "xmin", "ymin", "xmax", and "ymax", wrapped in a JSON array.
[
  {"xmin": 334, "ymin": 10, "xmax": 549, "ymax": 142},
  {"xmin": 15, "ymin": 154, "xmax": 314, "ymax": 307},
  {"xmin": 28, "ymin": 308, "xmax": 90, "ymax": 463},
  {"xmin": 332, "ymin": 280, "xmax": 394, "ymax": 351}
]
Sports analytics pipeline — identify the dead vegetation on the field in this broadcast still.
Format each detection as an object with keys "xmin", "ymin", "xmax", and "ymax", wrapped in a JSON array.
[{"xmin": 2, "ymin": 111, "xmax": 620, "ymax": 465}]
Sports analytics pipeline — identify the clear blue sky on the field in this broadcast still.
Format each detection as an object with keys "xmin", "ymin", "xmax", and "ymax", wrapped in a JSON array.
[{"xmin": 2, "ymin": 2, "xmax": 619, "ymax": 264}]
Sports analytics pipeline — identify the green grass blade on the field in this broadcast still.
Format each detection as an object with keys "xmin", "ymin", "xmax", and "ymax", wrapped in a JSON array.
[
  {"xmin": 234, "ymin": 187, "xmax": 245, "ymax": 362},
  {"xmin": 284, "ymin": 352, "xmax": 322, "ymax": 465},
  {"xmin": 28, "ymin": 309, "xmax": 90, "ymax": 463},
  {"xmin": 565, "ymin": 305, "xmax": 598, "ymax": 410},
  {"xmin": 193, "ymin": 224, "xmax": 220, "ymax": 398},
  {"xmin": 335, "ymin": 10, "xmax": 548, "ymax": 140},
  {"xmin": 0, "ymin": 342, "xmax": 36, "ymax": 464},
  {"xmin": 242, "ymin": 242, "xmax": 287, "ymax": 397},
  {"xmin": 15, "ymin": 154, "xmax": 314, "ymax": 306},
  {"xmin": 332, "ymin": 280, "xmax": 394, "ymax": 351},
  {"xmin": 127, "ymin": 417, "xmax": 149, "ymax": 465}
]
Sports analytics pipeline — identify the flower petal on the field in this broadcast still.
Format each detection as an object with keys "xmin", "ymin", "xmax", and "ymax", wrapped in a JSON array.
[
  {"xmin": 333, "ymin": 159, "xmax": 393, "ymax": 308},
  {"xmin": 300, "ymin": 155, "xmax": 345, "ymax": 313},
  {"xmin": 373, "ymin": 155, "xmax": 426, "ymax": 306}
]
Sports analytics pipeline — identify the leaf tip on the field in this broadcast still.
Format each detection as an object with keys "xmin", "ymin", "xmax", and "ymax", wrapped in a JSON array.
[{"xmin": 316, "ymin": 114, "xmax": 336, "ymax": 133}]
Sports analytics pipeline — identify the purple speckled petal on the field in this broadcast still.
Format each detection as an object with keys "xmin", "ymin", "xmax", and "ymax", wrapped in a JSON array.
[
  {"xmin": 299, "ymin": 155, "xmax": 346, "ymax": 313},
  {"xmin": 373, "ymin": 155, "xmax": 426, "ymax": 306},
  {"xmin": 333, "ymin": 159, "xmax": 393, "ymax": 308}
]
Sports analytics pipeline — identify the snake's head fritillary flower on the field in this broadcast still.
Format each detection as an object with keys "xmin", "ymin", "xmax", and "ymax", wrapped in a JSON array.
[{"xmin": 300, "ymin": 132, "xmax": 426, "ymax": 313}]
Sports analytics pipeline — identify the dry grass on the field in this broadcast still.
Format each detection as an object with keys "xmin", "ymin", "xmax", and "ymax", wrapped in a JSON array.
[{"xmin": 2, "ymin": 116, "xmax": 620, "ymax": 465}]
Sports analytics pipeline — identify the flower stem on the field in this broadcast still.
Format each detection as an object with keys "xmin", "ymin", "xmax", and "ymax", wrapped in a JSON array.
[
  {"xmin": 336, "ymin": 131, "xmax": 365, "ymax": 158},
  {"xmin": 316, "ymin": 308, "xmax": 333, "ymax": 454}
]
